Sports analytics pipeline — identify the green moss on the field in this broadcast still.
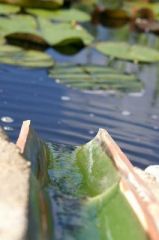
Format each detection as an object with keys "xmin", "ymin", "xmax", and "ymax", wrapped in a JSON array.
[{"xmin": 46, "ymin": 138, "xmax": 148, "ymax": 240}]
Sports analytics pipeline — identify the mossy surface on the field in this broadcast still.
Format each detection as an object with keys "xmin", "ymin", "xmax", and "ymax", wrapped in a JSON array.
[{"xmin": 46, "ymin": 139, "xmax": 148, "ymax": 240}]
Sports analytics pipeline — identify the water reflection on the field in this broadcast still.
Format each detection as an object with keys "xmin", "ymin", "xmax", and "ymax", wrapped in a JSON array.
[{"xmin": 1, "ymin": 116, "xmax": 14, "ymax": 123}]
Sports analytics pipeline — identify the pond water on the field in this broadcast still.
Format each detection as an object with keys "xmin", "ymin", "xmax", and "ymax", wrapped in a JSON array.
[{"xmin": 0, "ymin": 23, "xmax": 159, "ymax": 169}]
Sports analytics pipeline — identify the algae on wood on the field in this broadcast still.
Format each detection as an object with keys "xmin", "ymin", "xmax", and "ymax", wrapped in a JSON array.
[
  {"xmin": 15, "ymin": 121, "xmax": 157, "ymax": 240},
  {"xmin": 46, "ymin": 130, "xmax": 148, "ymax": 240},
  {"xmin": 17, "ymin": 120, "xmax": 54, "ymax": 240}
]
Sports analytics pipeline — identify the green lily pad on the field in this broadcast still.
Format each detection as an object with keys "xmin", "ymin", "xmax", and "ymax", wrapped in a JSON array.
[
  {"xmin": 0, "ymin": 3, "xmax": 19, "ymax": 14},
  {"xmin": 0, "ymin": 15, "xmax": 93, "ymax": 51},
  {"xmin": 95, "ymin": 42, "xmax": 159, "ymax": 63},
  {"xmin": 0, "ymin": 0, "xmax": 63, "ymax": 9},
  {"xmin": 38, "ymin": 18, "xmax": 93, "ymax": 46},
  {"xmin": 27, "ymin": 8, "xmax": 90, "ymax": 22},
  {"xmin": 0, "ymin": 15, "xmax": 37, "ymax": 38},
  {"xmin": 49, "ymin": 63, "xmax": 143, "ymax": 92},
  {"xmin": 95, "ymin": 0, "xmax": 123, "ymax": 9},
  {"xmin": 0, "ymin": 45, "xmax": 54, "ymax": 68}
]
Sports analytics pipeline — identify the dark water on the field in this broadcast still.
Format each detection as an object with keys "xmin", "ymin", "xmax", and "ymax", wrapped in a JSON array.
[{"xmin": 0, "ymin": 25, "xmax": 159, "ymax": 169}]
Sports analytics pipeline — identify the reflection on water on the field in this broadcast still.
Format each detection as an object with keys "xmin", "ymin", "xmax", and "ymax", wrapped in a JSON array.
[
  {"xmin": 0, "ymin": 24, "xmax": 159, "ymax": 169},
  {"xmin": 1, "ymin": 116, "xmax": 14, "ymax": 123}
]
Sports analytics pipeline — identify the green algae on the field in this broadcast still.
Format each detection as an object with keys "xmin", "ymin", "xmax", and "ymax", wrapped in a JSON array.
[
  {"xmin": 82, "ymin": 185, "xmax": 148, "ymax": 240},
  {"xmin": 46, "ymin": 137, "xmax": 148, "ymax": 240}
]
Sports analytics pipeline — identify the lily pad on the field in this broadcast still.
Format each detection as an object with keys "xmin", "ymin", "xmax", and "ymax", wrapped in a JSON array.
[
  {"xmin": 0, "ymin": 15, "xmax": 93, "ymax": 51},
  {"xmin": 95, "ymin": 0, "xmax": 123, "ymax": 9},
  {"xmin": 0, "ymin": 3, "xmax": 19, "ymax": 14},
  {"xmin": 0, "ymin": 45, "xmax": 54, "ymax": 68},
  {"xmin": 38, "ymin": 18, "xmax": 93, "ymax": 46},
  {"xmin": 0, "ymin": 0, "xmax": 63, "ymax": 9},
  {"xmin": 95, "ymin": 42, "xmax": 159, "ymax": 63},
  {"xmin": 0, "ymin": 15, "xmax": 37, "ymax": 38},
  {"xmin": 27, "ymin": 8, "xmax": 90, "ymax": 22},
  {"xmin": 49, "ymin": 63, "xmax": 143, "ymax": 92}
]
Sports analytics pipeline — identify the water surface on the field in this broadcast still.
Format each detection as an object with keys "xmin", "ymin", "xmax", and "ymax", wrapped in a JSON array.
[{"xmin": 0, "ymin": 25, "xmax": 159, "ymax": 168}]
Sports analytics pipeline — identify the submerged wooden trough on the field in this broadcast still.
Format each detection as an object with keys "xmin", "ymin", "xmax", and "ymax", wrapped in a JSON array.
[{"xmin": 0, "ymin": 120, "xmax": 159, "ymax": 240}]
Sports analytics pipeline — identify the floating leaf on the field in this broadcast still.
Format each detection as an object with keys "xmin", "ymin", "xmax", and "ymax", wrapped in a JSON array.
[
  {"xmin": 49, "ymin": 63, "xmax": 143, "ymax": 92},
  {"xmin": 95, "ymin": 0, "xmax": 123, "ymax": 9},
  {"xmin": 0, "ymin": 37, "xmax": 5, "ymax": 44},
  {"xmin": 0, "ymin": 15, "xmax": 93, "ymax": 51},
  {"xmin": 73, "ymin": 0, "xmax": 122, "ymax": 12},
  {"xmin": 0, "ymin": 15, "xmax": 37, "ymax": 38},
  {"xmin": 0, "ymin": 45, "xmax": 54, "ymax": 68},
  {"xmin": 95, "ymin": 42, "xmax": 159, "ymax": 63},
  {"xmin": 0, "ymin": 3, "xmax": 19, "ymax": 14},
  {"xmin": 0, "ymin": 0, "xmax": 63, "ymax": 9},
  {"xmin": 27, "ymin": 8, "xmax": 90, "ymax": 22},
  {"xmin": 38, "ymin": 18, "xmax": 93, "ymax": 46}
]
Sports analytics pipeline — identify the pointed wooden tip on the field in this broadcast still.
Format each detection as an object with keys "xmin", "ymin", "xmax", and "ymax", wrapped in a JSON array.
[{"xmin": 16, "ymin": 120, "xmax": 31, "ymax": 153}]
